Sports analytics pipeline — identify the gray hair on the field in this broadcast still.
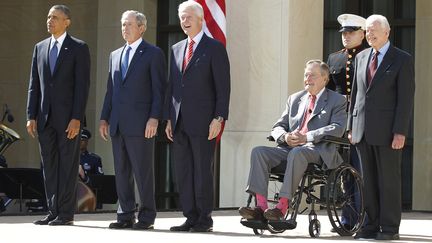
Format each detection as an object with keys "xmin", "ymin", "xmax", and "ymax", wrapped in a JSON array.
[
  {"xmin": 50, "ymin": 5, "xmax": 71, "ymax": 19},
  {"xmin": 121, "ymin": 10, "xmax": 147, "ymax": 30},
  {"xmin": 366, "ymin": 14, "xmax": 390, "ymax": 31},
  {"xmin": 305, "ymin": 59, "xmax": 330, "ymax": 83},
  {"xmin": 178, "ymin": 0, "xmax": 204, "ymax": 19}
]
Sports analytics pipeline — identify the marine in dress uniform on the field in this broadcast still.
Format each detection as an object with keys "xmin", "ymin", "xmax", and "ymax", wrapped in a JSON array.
[
  {"xmin": 326, "ymin": 13, "xmax": 366, "ymax": 231},
  {"xmin": 327, "ymin": 14, "xmax": 367, "ymax": 103}
]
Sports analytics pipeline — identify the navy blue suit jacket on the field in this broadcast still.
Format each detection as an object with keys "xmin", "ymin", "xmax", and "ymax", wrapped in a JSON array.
[
  {"xmin": 166, "ymin": 34, "xmax": 230, "ymax": 136},
  {"xmin": 101, "ymin": 39, "xmax": 166, "ymax": 136},
  {"xmin": 27, "ymin": 34, "xmax": 90, "ymax": 131}
]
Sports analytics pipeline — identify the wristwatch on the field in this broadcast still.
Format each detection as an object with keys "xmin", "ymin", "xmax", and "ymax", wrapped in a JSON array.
[{"xmin": 215, "ymin": 116, "xmax": 224, "ymax": 123}]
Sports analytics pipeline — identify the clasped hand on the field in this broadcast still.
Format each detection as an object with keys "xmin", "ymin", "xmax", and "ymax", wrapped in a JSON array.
[{"xmin": 285, "ymin": 130, "xmax": 307, "ymax": 147}]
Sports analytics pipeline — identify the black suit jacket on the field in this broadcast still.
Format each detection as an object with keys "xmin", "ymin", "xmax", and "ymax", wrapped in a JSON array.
[
  {"xmin": 348, "ymin": 45, "xmax": 415, "ymax": 145},
  {"xmin": 27, "ymin": 34, "xmax": 90, "ymax": 130},
  {"xmin": 165, "ymin": 34, "xmax": 230, "ymax": 136}
]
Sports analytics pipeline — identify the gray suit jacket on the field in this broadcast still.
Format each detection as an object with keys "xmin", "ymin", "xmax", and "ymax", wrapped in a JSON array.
[
  {"xmin": 271, "ymin": 89, "xmax": 347, "ymax": 169},
  {"xmin": 348, "ymin": 45, "xmax": 415, "ymax": 145}
]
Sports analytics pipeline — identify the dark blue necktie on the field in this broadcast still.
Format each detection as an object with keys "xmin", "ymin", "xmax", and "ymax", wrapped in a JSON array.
[
  {"xmin": 121, "ymin": 46, "xmax": 131, "ymax": 79},
  {"xmin": 49, "ymin": 40, "xmax": 58, "ymax": 75}
]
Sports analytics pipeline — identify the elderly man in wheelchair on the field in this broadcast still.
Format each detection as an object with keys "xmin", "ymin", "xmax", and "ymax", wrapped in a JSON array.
[{"xmin": 239, "ymin": 60, "xmax": 364, "ymax": 237}]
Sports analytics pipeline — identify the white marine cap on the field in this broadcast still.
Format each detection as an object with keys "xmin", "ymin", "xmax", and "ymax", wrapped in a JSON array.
[{"xmin": 337, "ymin": 14, "xmax": 366, "ymax": 32}]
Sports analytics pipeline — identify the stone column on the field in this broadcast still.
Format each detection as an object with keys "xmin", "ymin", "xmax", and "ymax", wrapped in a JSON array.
[{"xmin": 412, "ymin": 0, "xmax": 432, "ymax": 211}]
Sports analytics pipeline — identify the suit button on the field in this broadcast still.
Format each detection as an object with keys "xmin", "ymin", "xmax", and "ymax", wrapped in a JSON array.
[
  {"xmin": 49, "ymin": 84, "xmax": 53, "ymax": 87},
  {"xmin": 182, "ymin": 84, "xmax": 185, "ymax": 87}
]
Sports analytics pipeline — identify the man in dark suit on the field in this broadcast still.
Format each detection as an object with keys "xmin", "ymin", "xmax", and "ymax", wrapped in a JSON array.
[
  {"xmin": 238, "ymin": 60, "xmax": 347, "ymax": 221},
  {"xmin": 26, "ymin": 5, "xmax": 90, "ymax": 226},
  {"xmin": 326, "ymin": 13, "xmax": 366, "ymax": 232},
  {"xmin": 348, "ymin": 15, "xmax": 415, "ymax": 241},
  {"xmin": 165, "ymin": 1, "xmax": 230, "ymax": 233},
  {"xmin": 100, "ymin": 10, "xmax": 166, "ymax": 230}
]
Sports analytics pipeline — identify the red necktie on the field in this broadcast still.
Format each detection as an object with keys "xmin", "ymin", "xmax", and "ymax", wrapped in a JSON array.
[
  {"xmin": 299, "ymin": 95, "xmax": 317, "ymax": 134},
  {"xmin": 367, "ymin": 51, "xmax": 379, "ymax": 86},
  {"xmin": 183, "ymin": 40, "xmax": 195, "ymax": 72}
]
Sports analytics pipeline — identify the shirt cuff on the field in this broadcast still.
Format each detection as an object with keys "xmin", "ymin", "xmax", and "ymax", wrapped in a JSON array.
[
  {"xmin": 277, "ymin": 132, "xmax": 287, "ymax": 145},
  {"xmin": 306, "ymin": 132, "xmax": 313, "ymax": 142}
]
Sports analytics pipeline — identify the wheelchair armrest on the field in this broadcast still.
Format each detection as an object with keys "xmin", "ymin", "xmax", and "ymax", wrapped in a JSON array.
[{"xmin": 321, "ymin": 135, "xmax": 350, "ymax": 146}]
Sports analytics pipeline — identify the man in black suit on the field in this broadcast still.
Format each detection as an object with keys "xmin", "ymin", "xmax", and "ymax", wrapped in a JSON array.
[
  {"xmin": 165, "ymin": 0, "xmax": 230, "ymax": 233},
  {"xmin": 26, "ymin": 5, "xmax": 90, "ymax": 226},
  {"xmin": 100, "ymin": 10, "xmax": 166, "ymax": 230},
  {"xmin": 348, "ymin": 15, "xmax": 415, "ymax": 241}
]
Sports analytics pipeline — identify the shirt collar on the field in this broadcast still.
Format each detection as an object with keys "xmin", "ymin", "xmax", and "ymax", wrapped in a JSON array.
[
  {"xmin": 375, "ymin": 40, "xmax": 390, "ymax": 56},
  {"xmin": 314, "ymin": 88, "xmax": 325, "ymax": 101},
  {"xmin": 188, "ymin": 30, "xmax": 204, "ymax": 47},
  {"xmin": 125, "ymin": 38, "xmax": 142, "ymax": 51},
  {"xmin": 51, "ymin": 32, "xmax": 67, "ymax": 48}
]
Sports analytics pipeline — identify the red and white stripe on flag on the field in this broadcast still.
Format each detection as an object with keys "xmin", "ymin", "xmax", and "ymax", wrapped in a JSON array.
[
  {"xmin": 194, "ymin": 0, "xmax": 226, "ymax": 46},
  {"xmin": 194, "ymin": 0, "xmax": 227, "ymax": 142}
]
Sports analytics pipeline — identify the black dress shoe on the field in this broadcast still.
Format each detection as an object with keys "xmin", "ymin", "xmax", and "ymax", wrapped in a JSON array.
[
  {"xmin": 238, "ymin": 207, "xmax": 264, "ymax": 220},
  {"xmin": 170, "ymin": 222, "xmax": 194, "ymax": 232},
  {"xmin": 132, "ymin": 221, "xmax": 154, "ymax": 230},
  {"xmin": 354, "ymin": 230, "xmax": 378, "ymax": 240},
  {"xmin": 190, "ymin": 225, "xmax": 213, "ymax": 232},
  {"xmin": 109, "ymin": 219, "xmax": 135, "ymax": 229},
  {"xmin": 376, "ymin": 232, "xmax": 400, "ymax": 240},
  {"xmin": 48, "ymin": 217, "xmax": 74, "ymax": 226},
  {"xmin": 33, "ymin": 215, "xmax": 57, "ymax": 225}
]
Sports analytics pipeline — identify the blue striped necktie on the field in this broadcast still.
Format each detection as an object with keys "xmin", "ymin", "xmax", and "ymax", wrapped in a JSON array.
[
  {"xmin": 121, "ymin": 46, "xmax": 132, "ymax": 79},
  {"xmin": 49, "ymin": 40, "xmax": 58, "ymax": 75}
]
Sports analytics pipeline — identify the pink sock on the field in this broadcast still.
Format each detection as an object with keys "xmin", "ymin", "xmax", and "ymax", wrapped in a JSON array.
[
  {"xmin": 255, "ymin": 193, "xmax": 268, "ymax": 210},
  {"xmin": 276, "ymin": 197, "xmax": 289, "ymax": 215}
]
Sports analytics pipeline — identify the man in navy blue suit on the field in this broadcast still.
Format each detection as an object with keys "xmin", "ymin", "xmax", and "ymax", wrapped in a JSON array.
[
  {"xmin": 100, "ymin": 10, "xmax": 166, "ymax": 230},
  {"xmin": 165, "ymin": 0, "xmax": 230, "ymax": 233},
  {"xmin": 27, "ymin": 5, "xmax": 90, "ymax": 226}
]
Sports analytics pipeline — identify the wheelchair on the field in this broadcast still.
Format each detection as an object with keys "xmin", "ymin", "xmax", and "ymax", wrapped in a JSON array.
[{"xmin": 240, "ymin": 135, "xmax": 365, "ymax": 238}]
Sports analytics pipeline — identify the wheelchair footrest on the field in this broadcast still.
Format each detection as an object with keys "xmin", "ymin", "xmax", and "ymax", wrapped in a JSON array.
[
  {"xmin": 268, "ymin": 219, "xmax": 297, "ymax": 230},
  {"xmin": 240, "ymin": 219, "xmax": 268, "ymax": 230}
]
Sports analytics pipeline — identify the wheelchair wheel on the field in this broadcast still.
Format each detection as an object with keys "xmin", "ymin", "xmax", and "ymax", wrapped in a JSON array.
[
  {"xmin": 253, "ymin": 228, "xmax": 264, "ymax": 235},
  {"xmin": 308, "ymin": 219, "xmax": 321, "ymax": 238},
  {"xmin": 326, "ymin": 164, "xmax": 365, "ymax": 236}
]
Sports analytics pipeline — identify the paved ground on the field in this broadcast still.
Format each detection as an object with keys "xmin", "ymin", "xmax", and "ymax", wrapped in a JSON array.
[{"xmin": 0, "ymin": 210, "xmax": 431, "ymax": 243}]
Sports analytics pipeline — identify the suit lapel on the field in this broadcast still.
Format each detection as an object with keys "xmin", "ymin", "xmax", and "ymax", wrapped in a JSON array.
[
  {"xmin": 123, "ymin": 39, "xmax": 148, "ymax": 83},
  {"xmin": 358, "ymin": 48, "xmax": 371, "ymax": 90},
  {"xmin": 174, "ymin": 40, "xmax": 187, "ymax": 73},
  {"xmin": 311, "ymin": 89, "xmax": 328, "ymax": 119},
  {"xmin": 52, "ymin": 34, "xmax": 72, "ymax": 77},
  {"xmin": 369, "ymin": 45, "xmax": 395, "ymax": 88},
  {"xmin": 43, "ymin": 38, "xmax": 51, "ymax": 77},
  {"xmin": 183, "ymin": 34, "xmax": 209, "ymax": 74},
  {"xmin": 295, "ymin": 93, "xmax": 309, "ymax": 128}
]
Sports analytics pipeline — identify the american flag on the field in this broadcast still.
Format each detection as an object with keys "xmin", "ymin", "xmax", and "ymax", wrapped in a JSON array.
[
  {"xmin": 194, "ymin": 0, "xmax": 227, "ymax": 142},
  {"xmin": 194, "ymin": 0, "xmax": 226, "ymax": 46}
]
